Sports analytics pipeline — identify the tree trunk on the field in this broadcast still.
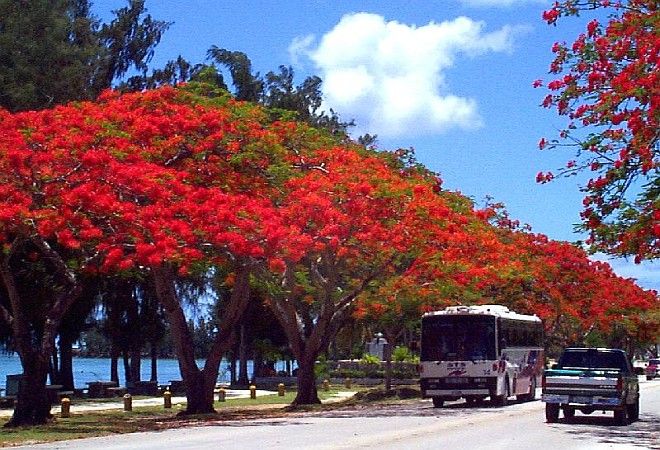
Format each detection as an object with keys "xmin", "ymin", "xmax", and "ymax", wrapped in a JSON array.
[
  {"xmin": 5, "ymin": 353, "xmax": 52, "ymax": 427},
  {"xmin": 150, "ymin": 343, "xmax": 158, "ymax": 382},
  {"xmin": 59, "ymin": 336, "xmax": 75, "ymax": 391},
  {"xmin": 130, "ymin": 348, "xmax": 141, "ymax": 383},
  {"xmin": 230, "ymin": 352, "xmax": 237, "ymax": 385},
  {"xmin": 0, "ymin": 243, "xmax": 81, "ymax": 427},
  {"xmin": 152, "ymin": 264, "xmax": 251, "ymax": 415},
  {"xmin": 292, "ymin": 357, "xmax": 320, "ymax": 405},
  {"xmin": 110, "ymin": 347, "xmax": 119, "ymax": 384},
  {"xmin": 49, "ymin": 347, "xmax": 60, "ymax": 385},
  {"xmin": 153, "ymin": 267, "xmax": 214, "ymax": 414},
  {"xmin": 384, "ymin": 348, "xmax": 393, "ymax": 392},
  {"xmin": 238, "ymin": 324, "xmax": 249, "ymax": 386},
  {"xmin": 182, "ymin": 368, "xmax": 218, "ymax": 414},
  {"xmin": 253, "ymin": 349, "xmax": 263, "ymax": 379},
  {"xmin": 122, "ymin": 351, "xmax": 131, "ymax": 384}
]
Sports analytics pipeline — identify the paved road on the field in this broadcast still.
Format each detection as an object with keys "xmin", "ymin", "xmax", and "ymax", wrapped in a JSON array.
[{"xmin": 9, "ymin": 380, "xmax": 660, "ymax": 450}]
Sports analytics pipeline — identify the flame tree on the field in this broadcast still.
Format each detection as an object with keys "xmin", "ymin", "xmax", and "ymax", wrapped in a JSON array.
[
  {"xmin": 536, "ymin": 0, "xmax": 659, "ymax": 261},
  {"xmin": 0, "ymin": 84, "xmax": 316, "ymax": 423}
]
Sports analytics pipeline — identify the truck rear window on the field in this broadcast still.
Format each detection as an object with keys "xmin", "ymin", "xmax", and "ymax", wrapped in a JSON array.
[{"xmin": 558, "ymin": 350, "xmax": 628, "ymax": 371}]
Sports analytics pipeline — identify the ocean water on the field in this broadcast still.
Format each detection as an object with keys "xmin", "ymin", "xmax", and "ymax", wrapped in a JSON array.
[{"xmin": 0, "ymin": 353, "xmax": 256, "ymax": 389}]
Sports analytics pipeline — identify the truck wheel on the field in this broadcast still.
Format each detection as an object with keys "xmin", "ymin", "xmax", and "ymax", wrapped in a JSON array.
[
  {"xmin": 525, "ymin": 377, "xmax": 537, "ymax": 402},
  {"xmin": 517, "ymin": 378, "xmax": 536, "ymax": 403},
  {"xmin": 563, "ymin": 407, "xmax": 575, "ymax": 421},
  {"xmin": 614, "ymin": 406, "xmax": 629, "ymax": 426},
  {"xmin": 545, "ymin": 404, "xmax": 560, "ymax": 423},
  {"xmin": 432, "ymin": 397, "xmax": 444, "ymax": 408},
  {"xmin": 627, "ymin": 396, "xmax": 640, "ymax": 422},
  {"xmin": 492, "ymin": 393, "xmax": 508, "ymax": 406},
  {"xmin": 491, "ymin": 377, "xmax": 509, "ymax": 407}
]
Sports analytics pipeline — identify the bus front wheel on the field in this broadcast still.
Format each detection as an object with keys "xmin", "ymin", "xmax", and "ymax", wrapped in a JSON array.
[{"xmin": 432, "ymin": 397, "xmax": 444, "ymax": 408}]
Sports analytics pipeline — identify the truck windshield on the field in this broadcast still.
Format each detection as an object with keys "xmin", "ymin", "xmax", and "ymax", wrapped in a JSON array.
[
  {"xmin": 421, "ymin": 315, "xmax": 496, "ymax": 362},
  {"xmin": 558, "ymin": 350, "xmax": 628, "ymax": 371}
]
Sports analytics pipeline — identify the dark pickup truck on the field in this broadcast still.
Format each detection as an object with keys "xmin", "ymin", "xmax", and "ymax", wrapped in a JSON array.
[{"xmin": 542, "ymin": 348, "xmax": 639, "ymax": 425}]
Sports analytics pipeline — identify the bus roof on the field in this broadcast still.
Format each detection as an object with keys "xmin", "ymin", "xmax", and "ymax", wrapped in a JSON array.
[{"xmin": 422, "ymin": 304, "xmax": 541, "ymax": 322}]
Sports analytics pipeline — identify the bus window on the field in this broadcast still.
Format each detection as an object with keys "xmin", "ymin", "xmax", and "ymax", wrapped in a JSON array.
[{"xmin": 421, "ymin": 316, "xmax": 496, "ymax": 362}]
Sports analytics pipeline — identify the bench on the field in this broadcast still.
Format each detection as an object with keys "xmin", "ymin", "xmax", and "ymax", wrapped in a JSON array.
[
  {"xmin": 0, "ymin": 396, "xmax": 16, "ymax": 408},
  {"xmin": 87, "ymin": 381, "xmax": 118, "ymax": 398},
  {"xmin": 57, "ymin": 391, "xmax": 74, "ymax": 400},
  {"xmin": 106, "ymin": 387, "xmax": 128, "ymax": 397},
  {"xmin": 127, "ymin": 381, "xmax": 159, "ymax": 396},
  {"xmin": 73, "ymin": 388, "xmax": 87, "ymax": 398},
  {"xmin": 46, "ymin": 385, "xmax": 64, "ymax": 404},
  {"xmin": 168, "ymin": 380, "xmax": 186, "ymax": 395}
]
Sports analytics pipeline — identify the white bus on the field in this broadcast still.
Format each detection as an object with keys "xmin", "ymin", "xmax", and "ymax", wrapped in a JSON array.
[{"xmin": 419, "ymin": 304, "xmax": 544, "ymax": 407}]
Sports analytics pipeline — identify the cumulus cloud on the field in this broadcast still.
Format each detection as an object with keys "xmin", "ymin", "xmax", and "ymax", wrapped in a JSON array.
[{"xmin": 290, "ymin": 13, "xmax": 517, "ymax": 138}]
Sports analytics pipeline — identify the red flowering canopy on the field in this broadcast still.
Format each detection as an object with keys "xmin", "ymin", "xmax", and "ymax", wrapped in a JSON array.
[
  {"xmin": 536, "ymin": 0, "xmax": 659, "ymax": 262},
  {"xmin": 0, "ymin": 86, "xmax": 310, "ymax": 273}
]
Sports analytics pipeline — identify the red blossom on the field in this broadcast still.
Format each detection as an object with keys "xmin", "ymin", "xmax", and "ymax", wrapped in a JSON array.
[{"xmin": 537, "ymin": 0, "xmax": 659, "ymax": 260}]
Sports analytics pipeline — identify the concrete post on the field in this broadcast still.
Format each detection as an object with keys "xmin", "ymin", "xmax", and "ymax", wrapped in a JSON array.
[
  {"xmin": 123, "ymin": 393, "xmax": 132, "ymax": 412},
  {"xmin": 60, "ymin": 397, "xmax": 71, "ymax": 418}
]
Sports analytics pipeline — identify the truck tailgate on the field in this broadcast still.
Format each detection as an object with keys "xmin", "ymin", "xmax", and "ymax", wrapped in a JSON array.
[{"xmin": 543, "ymin": 369, "xmax": 622, "ymax": 405}]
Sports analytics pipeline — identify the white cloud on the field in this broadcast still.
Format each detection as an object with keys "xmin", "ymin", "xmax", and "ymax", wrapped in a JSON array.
[
  {"xmin": 290, "ymin": 13, "xmax": 517, "ymax": 138},
  {"xmin": 288, "ymin": 34, "xmax": 315, "ymax": 67}
]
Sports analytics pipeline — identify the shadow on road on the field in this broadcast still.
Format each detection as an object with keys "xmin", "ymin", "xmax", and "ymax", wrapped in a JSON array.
[
  {"xmin": 280, "ymin": 396, "xmax": 540, "ymax": 420},
  {"xmin": 548, "ymin": 411, "xmax": 660, "ymax": 449}
]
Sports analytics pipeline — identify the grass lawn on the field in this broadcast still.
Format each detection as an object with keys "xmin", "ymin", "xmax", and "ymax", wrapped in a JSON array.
[{"xmin": 0, "ymin": 388, "xmax": 350, "ymax": 447}]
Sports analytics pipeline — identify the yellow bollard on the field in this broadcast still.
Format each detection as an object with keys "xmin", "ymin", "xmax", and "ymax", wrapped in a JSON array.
[
  {"xmin": 60, "ymin": 397, "xmax": 71, "ymax": 418},
  {"xmin": 345, "ymin": 377, "xmax": 352, "ymax": 389},
  {"xmin": 123, "ymin": 393, "xmax": 132, "ymax": 412},
  {"xmin": 323, "ymin": 379, "xmax": 330, "ymax": 391},
  {"xmin": 277, "ymin": 383, "xmax": 285, "ymax": 397},
  {"xmin": 218, "ymin": 388, "xmax": 226, "ymax": 402},
  {"xmin": 163, "ymin": 389, "xmax": 172, "ymax": 408},
  {"xmin": 249, "ymin": 384, "xmax": 257, "ymax": 400}
]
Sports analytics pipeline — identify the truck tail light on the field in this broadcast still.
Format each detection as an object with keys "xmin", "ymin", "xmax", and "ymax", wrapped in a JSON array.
[{"xmin": 616, "ymin": 376, "xmax": 623, "ymax": 393}]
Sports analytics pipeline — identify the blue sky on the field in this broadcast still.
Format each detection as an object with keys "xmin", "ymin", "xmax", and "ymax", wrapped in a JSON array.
[{"xmin": 93, "ymin": 0, "xmax": 658, "ymax": 291}]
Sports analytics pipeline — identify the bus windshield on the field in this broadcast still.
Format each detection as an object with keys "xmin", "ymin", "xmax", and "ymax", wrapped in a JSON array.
[{"xmin": 421, "ymin": 315, "xmax": 496, "ymax": 362}]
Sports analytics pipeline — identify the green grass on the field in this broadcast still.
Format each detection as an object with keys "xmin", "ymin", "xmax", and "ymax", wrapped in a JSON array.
[
  {"xmin": 0, "ymin": 410, "xmax": 165, "ymax": 447},
  {"xmin": 0, "ymin": 388, "xmax": 351, "ymax": 447}
]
